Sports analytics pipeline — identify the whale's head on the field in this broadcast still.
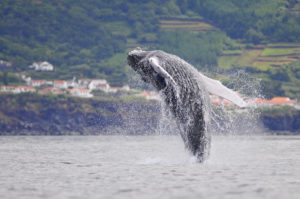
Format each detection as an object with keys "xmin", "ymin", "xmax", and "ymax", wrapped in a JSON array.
[
  {"xmin": 127, "ymin": 47, "xmax": 171, "ymax": 90},
  {"xmin": 127, "ymin": 47, "xmax": 147, "ymax": 71}
]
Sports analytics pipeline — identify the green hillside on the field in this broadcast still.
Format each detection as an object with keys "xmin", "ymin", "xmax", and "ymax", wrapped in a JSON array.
[{"xmin": 0, "ymin": 0, "xmax": 300, "ymax": 99}]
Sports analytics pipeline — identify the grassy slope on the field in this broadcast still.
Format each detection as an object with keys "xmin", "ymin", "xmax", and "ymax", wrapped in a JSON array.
[
  {"xmin": 1, "ymin": 1, "xmax": 299, "ymax": 99},
  {"xmin": 156, "ymin": 16, "xmax": 300, "ymax": 99},
  {"xmin": 219, "ymin": 43, "xmax": 300, "ymax": 70},
  {"xmin": 218, "ymin": 43, "xmax": 300, "ymax": 99}
]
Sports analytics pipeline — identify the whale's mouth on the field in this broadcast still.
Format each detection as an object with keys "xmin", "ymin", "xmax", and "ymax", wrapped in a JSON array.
[
  {"xmin": 128, "ymin": 49, "xmax": 168, "ymax": 90},
  {"xmin": 127, "ymin": 55, "xmax": 138, "ymax": 71}
]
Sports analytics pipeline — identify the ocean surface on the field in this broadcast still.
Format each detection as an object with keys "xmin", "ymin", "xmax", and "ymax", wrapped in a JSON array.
[{"xmin": 0, "ymin": 135, "xmax": 299, "ymax": 199}]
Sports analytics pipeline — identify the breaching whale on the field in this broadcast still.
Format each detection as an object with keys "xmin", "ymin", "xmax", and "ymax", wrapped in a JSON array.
[{"xmin": 127, "ymin": 48, "xmax": 247, "ymax": 162}]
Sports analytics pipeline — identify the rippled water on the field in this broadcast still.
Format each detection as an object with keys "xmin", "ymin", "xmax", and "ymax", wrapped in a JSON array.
[{"xmin": 0, "ymin": 135, "xmax": 299, "ymax": 199}]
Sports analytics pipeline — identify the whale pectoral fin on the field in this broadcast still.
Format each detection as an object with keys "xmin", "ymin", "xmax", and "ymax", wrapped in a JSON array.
[
  {"xmin": 200, "ymin": 73, "xmax": 247, "ymax": 107},
  {"xmin": 149, "ymin": 57, "xmax": 176, "ymax": 86}
]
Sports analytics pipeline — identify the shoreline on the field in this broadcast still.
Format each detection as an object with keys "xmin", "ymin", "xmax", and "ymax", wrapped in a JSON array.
[{"xmin": 0, "ymin": 93, "xmax": 299, "ymax": 135}]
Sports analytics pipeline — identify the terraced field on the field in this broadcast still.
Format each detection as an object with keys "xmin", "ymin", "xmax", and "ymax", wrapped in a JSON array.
[
  {"xmin": 160, "ymin": 18, "xmax": 218, "ymax": 32},
  {"xmin": 218, "ymin": 43, "xmax": 300, "ymax": 71}
]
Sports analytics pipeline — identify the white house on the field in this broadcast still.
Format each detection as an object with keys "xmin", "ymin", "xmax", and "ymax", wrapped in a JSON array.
[
  {"xmin": 39, "ymin": 87, "xmax": 63, "ymax": 95},
  {"xmin": 53, "ymin": 80, "xmax": 68, "ymax": 89},
  {"xmin": 1, "ymin": 85, "xmax": 35, "ymax": 93},
  {"xmin": 0, "ymin": 86, "xmax": 16, "ymax": 93},
  {"xmin": 88, "ymin": 79, "xmax": 107, "ymax": 90},
  {"xmin": 29, "ymin": 61, "xmax": 54, "ymax": 71},
  {"xmin": 107, "ymin": 85, "xmax": 130, "ymax": 93},
  {"xmin": 68, "ymin": 88, "xmax": 93, "ymax": 98},
  {"xmin": 121, "ymin": 85, "xmax": 130, "ymax": 91},
  {"xmin": 15, "ymin": 85, "xmax": 35, "ymax": 93},
  {"xmin": 29, "ymin": 80, "xmax": 47, "ymax": 87},
  {"xmin": 78, "ymin": 79, "xmax": 108, "ymax": 90},
  {"xmin": 108, "ymin": 87, "xmax": 121, "ymax": 93},
  {"xmin": 94, "ymin": 83, "xmax": 110, "ymax": 92}
]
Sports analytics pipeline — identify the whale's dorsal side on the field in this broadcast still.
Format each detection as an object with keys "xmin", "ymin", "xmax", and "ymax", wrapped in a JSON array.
[
  {"xmin": 149, "ymin": 56, "xmax": 177, "ymax": 86},
  {"xmin": 199, "ymin": 73, "xmax": 247, "ymax": 108}
]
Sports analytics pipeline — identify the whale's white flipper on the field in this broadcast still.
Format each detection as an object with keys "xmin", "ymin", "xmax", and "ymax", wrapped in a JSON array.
[
  {"xmin": 200, "ymin": 73, "xmax": 247, "ymax": 107},
  {"xmin": 149, "ymin": 57, "xmax": 177, "ymax": 85}
]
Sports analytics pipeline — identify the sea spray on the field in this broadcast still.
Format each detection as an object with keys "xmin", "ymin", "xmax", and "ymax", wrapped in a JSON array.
[{"xmin": 210, "ymin": 70, "xmax": 265, "ymax": 135}]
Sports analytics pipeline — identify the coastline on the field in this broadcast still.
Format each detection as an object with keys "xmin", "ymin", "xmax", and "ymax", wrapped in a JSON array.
[{"xmin": 0, "ymin": 93, "xmax": 299, "ymax": 135}]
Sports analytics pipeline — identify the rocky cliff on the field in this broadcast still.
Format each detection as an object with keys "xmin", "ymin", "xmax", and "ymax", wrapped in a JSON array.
[
  {"xmin": 0, "ymin": 93, "xmax": 299, "ymax": 135},
  {"xmin": 0, "ymin": 93, "xmax": 160, "ymax": 135},
  {"xmin": 259, "ymin": 106, "xmax": 300, "ymax": 133}
]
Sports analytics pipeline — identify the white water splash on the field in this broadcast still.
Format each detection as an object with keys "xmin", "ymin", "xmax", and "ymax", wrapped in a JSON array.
[{"xmin": 210, "ymin": 70, "xmax": 265, "ymax": 135}]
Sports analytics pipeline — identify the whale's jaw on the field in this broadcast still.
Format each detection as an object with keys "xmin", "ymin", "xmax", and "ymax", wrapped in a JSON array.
[{"xmin": 127, "ymin": 49, "xmax": 168, "ymax": 90}]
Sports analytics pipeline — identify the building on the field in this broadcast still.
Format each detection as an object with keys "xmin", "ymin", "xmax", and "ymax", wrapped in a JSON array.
[
  {"xmin": 0, "ymin": 86, "xmax": 16, "ymax": 93},
  {"xmin": 250, "ymin": 97, "xmax": 296, "ymax": 107},
  {"xmin": 139, "ymin": 91, "xmax": 160, "ymax": 101},
  {"xmin": 209, "ymin": 94, "xmax": 234, "ymax": 106},
  {"xmin": 0, "ymin": 85, "xmax": 35, "ymax": 93},
  {"xmin": 53, "ymin": 80, "xmax": 68, "ymax": 89},
  {"xmin": 108, "ymin": 87, "xmax": 122, "ymax": 93},
  {"xmin": 210, "ymin": 94, "xmax": 220, "ymax": 106},
  {"xmin": 15, "ymin": 85, "xmax": 35, "ymax": 93},
  {"xmin": 39, "ymin": 87, "xmax": 63, "ymax": 95},
  {"xmin": 121, "ymin": 85, "xmax": 130, "ymax": 91},
  {"xmin": 29, "ymin": 61, "xmax": 54, "ymax": 71},
  {"xmin": 88, "ymin": 79, "xmax": 107, "ymax": 90},
  {"xmin": 68, "ymin": 88, "xmax": 93, "ymax": 98},
  {"xmin": 268, "ymin": 97, "xmax": 295, "ymax": 105},
  {"xmin": 29, "ymin": 80, "xmax": 47, "ymax": 87},
  {"xmin": 94, "ymin": 83, "xmax": 110, "ymax": 92}
]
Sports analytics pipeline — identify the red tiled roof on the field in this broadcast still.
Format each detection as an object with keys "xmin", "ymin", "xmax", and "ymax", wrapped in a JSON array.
[
  {"xmin": 269, "ymin": 97, "xmax": 294, "ymax": 104},
  {"xmin": 78, "ymin": 89, "xmax": 88, "ymax": 92},
  {"xmin": 97, "ymin": 83, "xmax": 108, "ymax": 87},
  {"xmin": 39, "ymin": 87, "xmax": 62, "ymax": 94},
  {"xmin": 222, "ymin": 99, "xmax": 231, "ymax": 105},
  {"xmin": 254, "ymin": 97, "xmax": 295, "ymax": 104},
  {"xmin": 212, "ymin": 100, "xmax": 220, "ymax": 105}
]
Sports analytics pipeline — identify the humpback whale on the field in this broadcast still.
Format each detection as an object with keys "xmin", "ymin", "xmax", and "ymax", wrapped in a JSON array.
[{"xmin": 127, "ymin": 48, "xmax": 246, "ymax": 162}]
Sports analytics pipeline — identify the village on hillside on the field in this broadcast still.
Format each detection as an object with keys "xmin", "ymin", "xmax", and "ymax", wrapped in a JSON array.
[
  {"xmin": 0, "ymin": 61, "xmax": 299, "ymax": 109},
  {"xmin": 1, "ymin": 77, "xmax": 299, "ymax": 109},
  {"xmin": 0, "ymin": 75, "xmax": 162, "ymax": 99}
]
